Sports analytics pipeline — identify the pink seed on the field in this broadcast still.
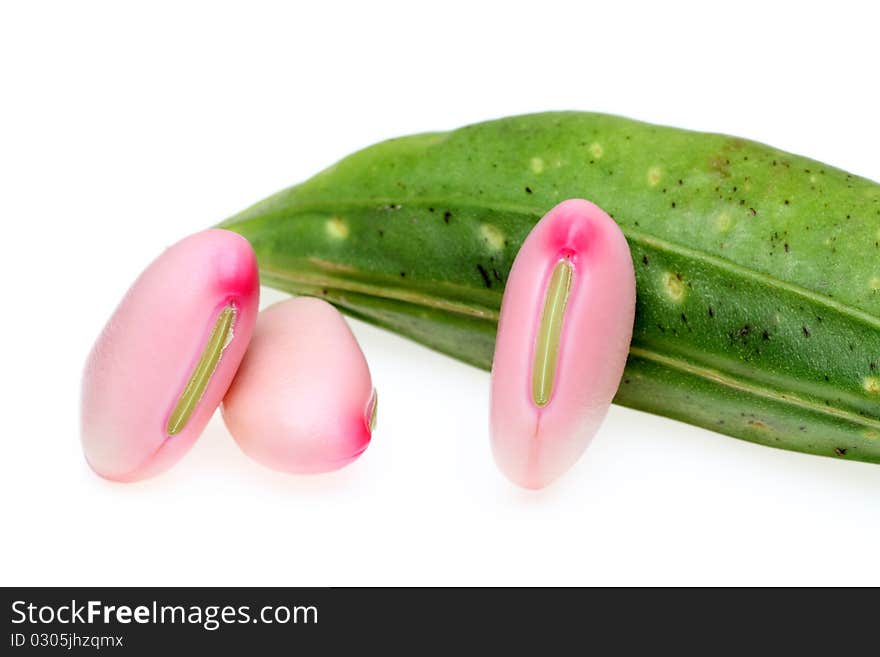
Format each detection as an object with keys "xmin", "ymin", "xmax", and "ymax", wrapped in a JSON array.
[
  {"xmin": 490, "ymin": 199, "xmax": 635, "ymax": 489},
  {"xmin": 221, "ymin": 297, "xmax": 375, "ymax": 474},
  {"xmin": 81, "ymin": 229, "xmax": 260, "ymax": 482}
]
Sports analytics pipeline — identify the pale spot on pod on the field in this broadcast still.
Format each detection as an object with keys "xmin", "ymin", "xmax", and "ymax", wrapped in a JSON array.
[
  {"xmin": 325, "ymin": 216, "xmax": 350, "ymax": 239},
  {"xmin": 490, "ymin": 199, "xmax": 635, "ymax": 489},
  {"xmin": 222, "ymin": 297, "xmax": 374, "ymax": 474},
  {"xmin": 863, "ymin": 376, "xmax": 880, "ymax": 395},
  {"xmin": 480, "ymin": 223, "xmax": 506, "ymax": 251},
  {"xmin": 81, "ymin": 229, "xmax": 260, "ymax": 482},
  {"xmin": 662, "ymin": 271, "xmax": 686, "ymax": 303},
  {"xmin": 715, "ymin": 211, "xmax": 733, "ymax": 233}
]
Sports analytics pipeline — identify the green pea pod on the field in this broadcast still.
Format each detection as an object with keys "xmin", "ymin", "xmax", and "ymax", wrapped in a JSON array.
[{"xmin": 221, "ymin": 112, "xmax": 880, "ymax": 463}]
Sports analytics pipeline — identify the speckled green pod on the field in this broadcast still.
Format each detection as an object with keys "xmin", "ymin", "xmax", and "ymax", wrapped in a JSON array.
[{"xmin": 221, "ymin": 112, "xmax": 880, "ymax": 463}]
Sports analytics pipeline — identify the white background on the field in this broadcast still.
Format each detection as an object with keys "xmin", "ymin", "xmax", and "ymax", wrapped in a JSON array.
[{"xmin": 2, "ymin": 1, "xmax": 879, "ymax": 586}]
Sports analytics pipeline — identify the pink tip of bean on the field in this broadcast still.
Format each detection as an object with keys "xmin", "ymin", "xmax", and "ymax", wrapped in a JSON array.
[
  {"xmin": 81, "ymin": 229, "xmax": 260, "ymax": 482},
  {"xmin": 490, "ymin": 199, "xmax": 635, "ymax": 489},
  {"xmin": 221, "ymin": 297, "xmax": 375, "ymax": 474}
]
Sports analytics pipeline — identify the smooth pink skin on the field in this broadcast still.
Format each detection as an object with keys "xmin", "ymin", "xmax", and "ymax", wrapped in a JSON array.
[
  {"xmin": 81, "ymin": 229, "xmax": 259, "ymax": 482},
  {"xmin": 490, "ymin": 199, "xmax": 636, "ymax": 489},
  {"xmin": 221, "ymin": 297, "xmax": 374, "ymax": 474}
]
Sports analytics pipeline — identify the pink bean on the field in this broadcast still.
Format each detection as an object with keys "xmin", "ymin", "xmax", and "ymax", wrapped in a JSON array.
[
  {"xmin": 490, "ymin": 199, "xmax": 635, "ymax": 489},
  {"xmin": 222, "ymin": 297, "xmax": 376, "ymax": 474},
  {"xmin": 81, "ymin": 229, "xmax": 259, "ymax": 482}
]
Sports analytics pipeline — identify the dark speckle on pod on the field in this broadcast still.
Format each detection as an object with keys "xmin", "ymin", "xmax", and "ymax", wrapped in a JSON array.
[{"xmin": 477, "ymin": 264, "xmax": 491, "ymax": 288}]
